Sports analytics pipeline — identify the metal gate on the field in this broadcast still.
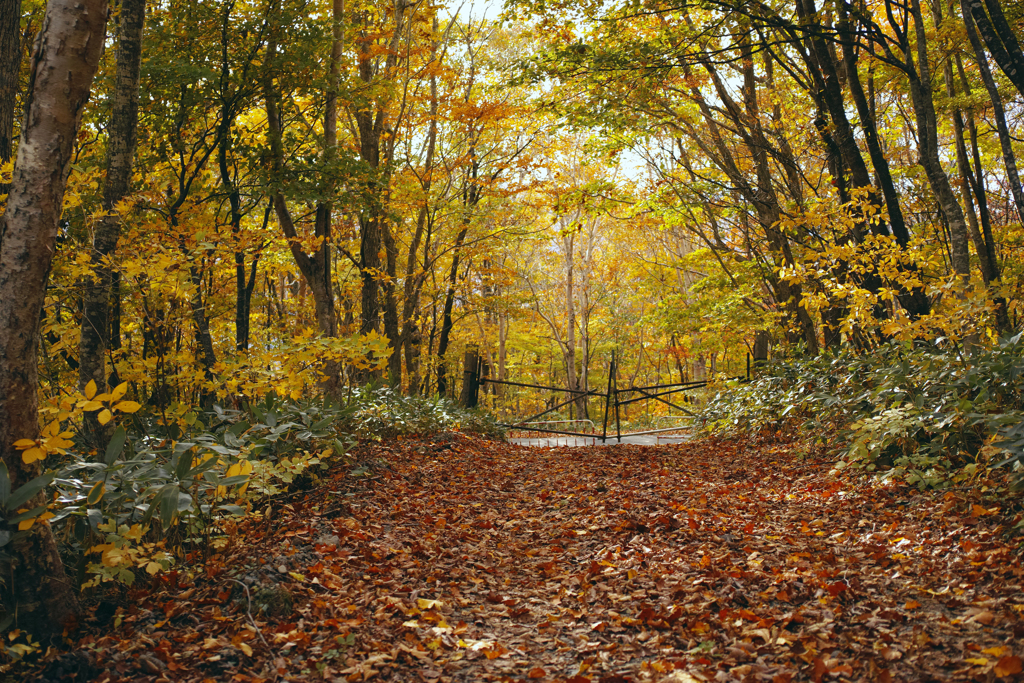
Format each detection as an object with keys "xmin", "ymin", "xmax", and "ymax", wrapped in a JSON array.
[{"xmin": 462, "ymin": 350, "xmax": 745, "ymax": 444}]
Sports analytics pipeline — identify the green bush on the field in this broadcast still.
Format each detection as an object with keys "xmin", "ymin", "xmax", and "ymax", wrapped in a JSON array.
[
  {"xmin": 696, "ymin": 334, "xmax": 1024, "ymax": 490},
  {"xmin": 0, "ymin": 386, "xmax": 505, "ymax": 590}
]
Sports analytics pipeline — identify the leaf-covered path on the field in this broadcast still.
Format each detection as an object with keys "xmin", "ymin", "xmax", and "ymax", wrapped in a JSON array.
[{"xmin": 51, "ymin": 434, "xmax": 1024, "ymax": 682}]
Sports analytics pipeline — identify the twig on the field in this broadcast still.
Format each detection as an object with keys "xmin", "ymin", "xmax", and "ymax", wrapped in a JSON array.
[{"xmin": 227, "ymin": 578, "xmax": 278, "ymax": 679}]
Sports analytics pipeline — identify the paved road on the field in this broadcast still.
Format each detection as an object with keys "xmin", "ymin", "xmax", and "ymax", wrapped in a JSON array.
[{"xmin": 510, "ymin": 433, "xmax": 690, "ymax": 447}]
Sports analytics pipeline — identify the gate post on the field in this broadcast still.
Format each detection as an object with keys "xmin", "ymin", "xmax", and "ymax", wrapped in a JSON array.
[
  {"xmin": 460, "ymin": 346, "xmax": 480, "ymax": 408},
  {"xmin": 601, "ymin": 350, "xmax": 616, "ymax": 443}
]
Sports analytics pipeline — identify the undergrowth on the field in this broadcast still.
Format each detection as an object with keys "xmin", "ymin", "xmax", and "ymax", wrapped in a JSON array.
[
  {"xmin": 696, "ymin": 334, "xmax": 1024, "ymax": 494},
  {"xmin": 0, "ymin": 385, "xmax": 502, "ymax": 651}
]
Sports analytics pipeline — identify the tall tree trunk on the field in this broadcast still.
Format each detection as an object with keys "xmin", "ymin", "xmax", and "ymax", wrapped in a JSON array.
[
  {"xmin": 736, "ymin": 41, "xmax": 819, "ymax": 353},
  {"xmin": 79, "ymin": 0, "xmax": 145, "ymax": 447},
  {"xmin": 0, "ymin": 0, "xmax": 21, "ymax": 168},
  {"xmin": 0, "ymin": 0, "xmax": 107, "ymax": 639},
  {"xmin": 435, "ymin": 224, "xmax": 470, "ymax": 397},
  {"xmin": 907, "ymin": 0, "xmax": 972, "ymax": 278},
  {"xmin": 262, "ymin": 17, "xmax": 338, "ymax": 346},
  {"xmin": 314, "ymin": 0, "xmax": 343, "ymax": 340},
  {"xmin": 964, "ymin": 0, "xmax": 1024, "ymax": 98},
  {"xmin": 962, "ymin": 0, "xmax": 1024, "ymax": 224},
  {"xmin": 838, "ymin": 6, "xmax": 915, "ymax": 248},
  {"xmin": 563, "ymin": 232, "xmax": 583, "ymax": 420},
  {"xmin": 401, "ymin": 15, "xmax": 439, "ymax": 393},
  {"xmin": 352, "ymin": 0, "xmax": 406, "ymax": 345}
]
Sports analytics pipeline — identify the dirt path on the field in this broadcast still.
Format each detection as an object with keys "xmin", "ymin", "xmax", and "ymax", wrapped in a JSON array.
[{"xmin": 40, "ymin": 433, "xmax": 1024, "ymax": 682}]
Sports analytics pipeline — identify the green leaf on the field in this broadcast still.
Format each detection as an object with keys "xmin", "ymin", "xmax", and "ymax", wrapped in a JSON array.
[
  {"xmin": 105, "ymin": 425, "xmax": 128, "ymax": 464},
  {"xmin": 8, "ymin": 473, "xmax": 55, "ymax": 511},
  {"xmin": 156, "ymin": 484, "xmax": 179, "ymax": 530},
  {"xmin": 86, "ymin": 508, "xmax": 103, "ymax": 531},
  {"xmin": 175, "ymin": 449, "xmax": 195, "ymax": 480},
  {"xmin": 7, "ymin": 505, "xmax": 46, "ymax": 524},
  {"xmin": 0, "ymin": 462, "xmax": 10, "ymax": 509},
  {"xmin": 87, "ymin": 481, "xmax": 105, "ymax": 505},
  {"xmin": 187, "ymin": 456, "xmax": 220, "ymax": 477}
]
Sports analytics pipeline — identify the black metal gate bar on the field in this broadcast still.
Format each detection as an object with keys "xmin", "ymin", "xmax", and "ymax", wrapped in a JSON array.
[
  {"xmin": 504, "ymin": 388, "xmax": 604, "ymax": 427},
  {"xmin": 604, "ymin": 424, "xmax": 695, "ymax": 439},
  {"xmin": 623, "ymin": 379, "xmax": 710, "ymax": 393},
  {"xmin": 628, "ymin": 386, "xmax": 696, "ymax": 415},
  {"xmin": 614, "ymin": 382, "xmax": 708, "ymax": 407},
  {"xmin": 485, "ymin": 377, "xmax": 594, "ymax": 395},
  {"xmin": 506, "ymin": 425, "xmax": 599, "ymax": 439},
  {"xmin": 601, "ymin": 350, "xmax": 616, "ymax": 442}
]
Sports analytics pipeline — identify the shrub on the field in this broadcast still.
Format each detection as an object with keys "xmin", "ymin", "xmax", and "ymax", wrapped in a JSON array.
[
  {"xmin": 0, "ymin": 386, "xmax": 505, "ymax": 590},
  {"xmin": 696, "ymin": 334, "xmax": 1024, "ymax": 490}
]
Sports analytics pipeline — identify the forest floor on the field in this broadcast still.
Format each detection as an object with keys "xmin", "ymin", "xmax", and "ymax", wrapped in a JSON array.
[{"xmin": 25, "ymin": 432, "xmax": 1024, "ymax": 683}]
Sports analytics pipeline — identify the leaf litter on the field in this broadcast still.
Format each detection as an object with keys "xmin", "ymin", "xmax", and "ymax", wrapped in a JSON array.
[{"xmin": 36, "ymin": 432, "xmax": 1024, "ymax": 682}]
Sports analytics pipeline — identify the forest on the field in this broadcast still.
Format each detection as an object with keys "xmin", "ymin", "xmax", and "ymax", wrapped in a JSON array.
[{"xmin": 1, "ymin": 0, "xmax": 1024, "ymax": 680}]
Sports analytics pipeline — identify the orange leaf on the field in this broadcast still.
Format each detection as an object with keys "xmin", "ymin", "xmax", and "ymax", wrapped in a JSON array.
[
  {"xmin": 995, "ymin": 656, "xmax": 1023, "ymax": 676},
  {"xmin": 528, "ymin": 667, "xmax": 546, "ymax": 679}
]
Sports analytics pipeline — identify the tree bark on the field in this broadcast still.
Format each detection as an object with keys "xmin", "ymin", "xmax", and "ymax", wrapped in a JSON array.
[
  {"xmin": 837, "ymin": 6, "xmax": 914, "ymax": 247},
  {"xmin": 965, "ymin": 0, "xmax": 1024, "ymax": 98},
  {"xmin": 435, "ymin": 223, "xmax": 470, "ymax": 397},
  {"xmin": 0, "ymin": 0, "xmax": 22, "ymax": 166},
  {"xmin": 0, "ymin": 0, "xmax": 108, "ymax": 638},
  {"xmin": 79, "ymin": 0, "xmax": 145, "ymax": 446},
  {"xmin": 401, "ymin": 15, "xmax": 439, "ymax": 393},
  {"xmin": 907, "ymin": 0, "xmax": 972, "ymax": 278},
  {"xmin": 962, "ymin": 0, "xmax": 1024, "ymax": 224},
  {"xmin": 262, "ymin": 18, "xmax": 338, "ymax": 345}
]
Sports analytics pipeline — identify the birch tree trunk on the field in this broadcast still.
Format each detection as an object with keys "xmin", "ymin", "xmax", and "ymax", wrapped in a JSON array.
[{"xmin": 0, "ymin": 0, "xmax": 108, "ymax": 638}]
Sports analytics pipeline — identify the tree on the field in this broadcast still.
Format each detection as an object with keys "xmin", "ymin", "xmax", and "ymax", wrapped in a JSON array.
[
  {"xmin": 0, "ymin": 0, "xmax": 107, "ymax": 638},
  {"xmin": 0, "ymin": 0, "xmax": 22, "ymax": 167},
  {"xmin": 78, "ymin": 0, "xmax": 146, "ymax": 447}
]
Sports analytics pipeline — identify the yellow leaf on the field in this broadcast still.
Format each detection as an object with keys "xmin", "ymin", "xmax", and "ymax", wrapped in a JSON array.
[
  {"xmin": 97, "ymin": 409, "xmax": 112, "ymax": 425},
  {"xmin": 145, "ymin": 562, "xmax": 162, "ymax": 575},
  {"xmin": 115, "ymin": 400, "xmax": 142, "ymax": 414},
  {"xmin": 22, "ymin": 447, "xmax": 45, "ymax": 464},
  {"xmin": 239, "ymin": 642, "xmax": 253, "ymax": 657},
  {"xmin": 80, "ymin": 400, "xmax": 104, "ymax": 412},
  {"xmin": 417, "ymin": 598, "xmax": 442, "ymax": 610},
  {"xmin": 84, "ymin": 380, "xmax": 98, "ymax": 399},
  {"xmin": 18, "ymin": 518, "xmax": 35, "ymax": 531},
  {"xmin": 965, "ymin": 657, "xmax": 989, "ymax": 666},
  {"xmin": 12, "ymin": 439, "xmax": 36, "ymax": 449},
  {"xmin": 111, "ymin": 382, "xmax": 128, "ymax": 401}
]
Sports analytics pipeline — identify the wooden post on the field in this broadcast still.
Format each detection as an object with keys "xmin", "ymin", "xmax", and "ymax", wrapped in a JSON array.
[
  {"xmin": 753, "ymin": 331, "xmax": 770, "ymax": 375},
  {"xmin": 460, "ymin": 345, "xmax": 480, "ymax": 408}
]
